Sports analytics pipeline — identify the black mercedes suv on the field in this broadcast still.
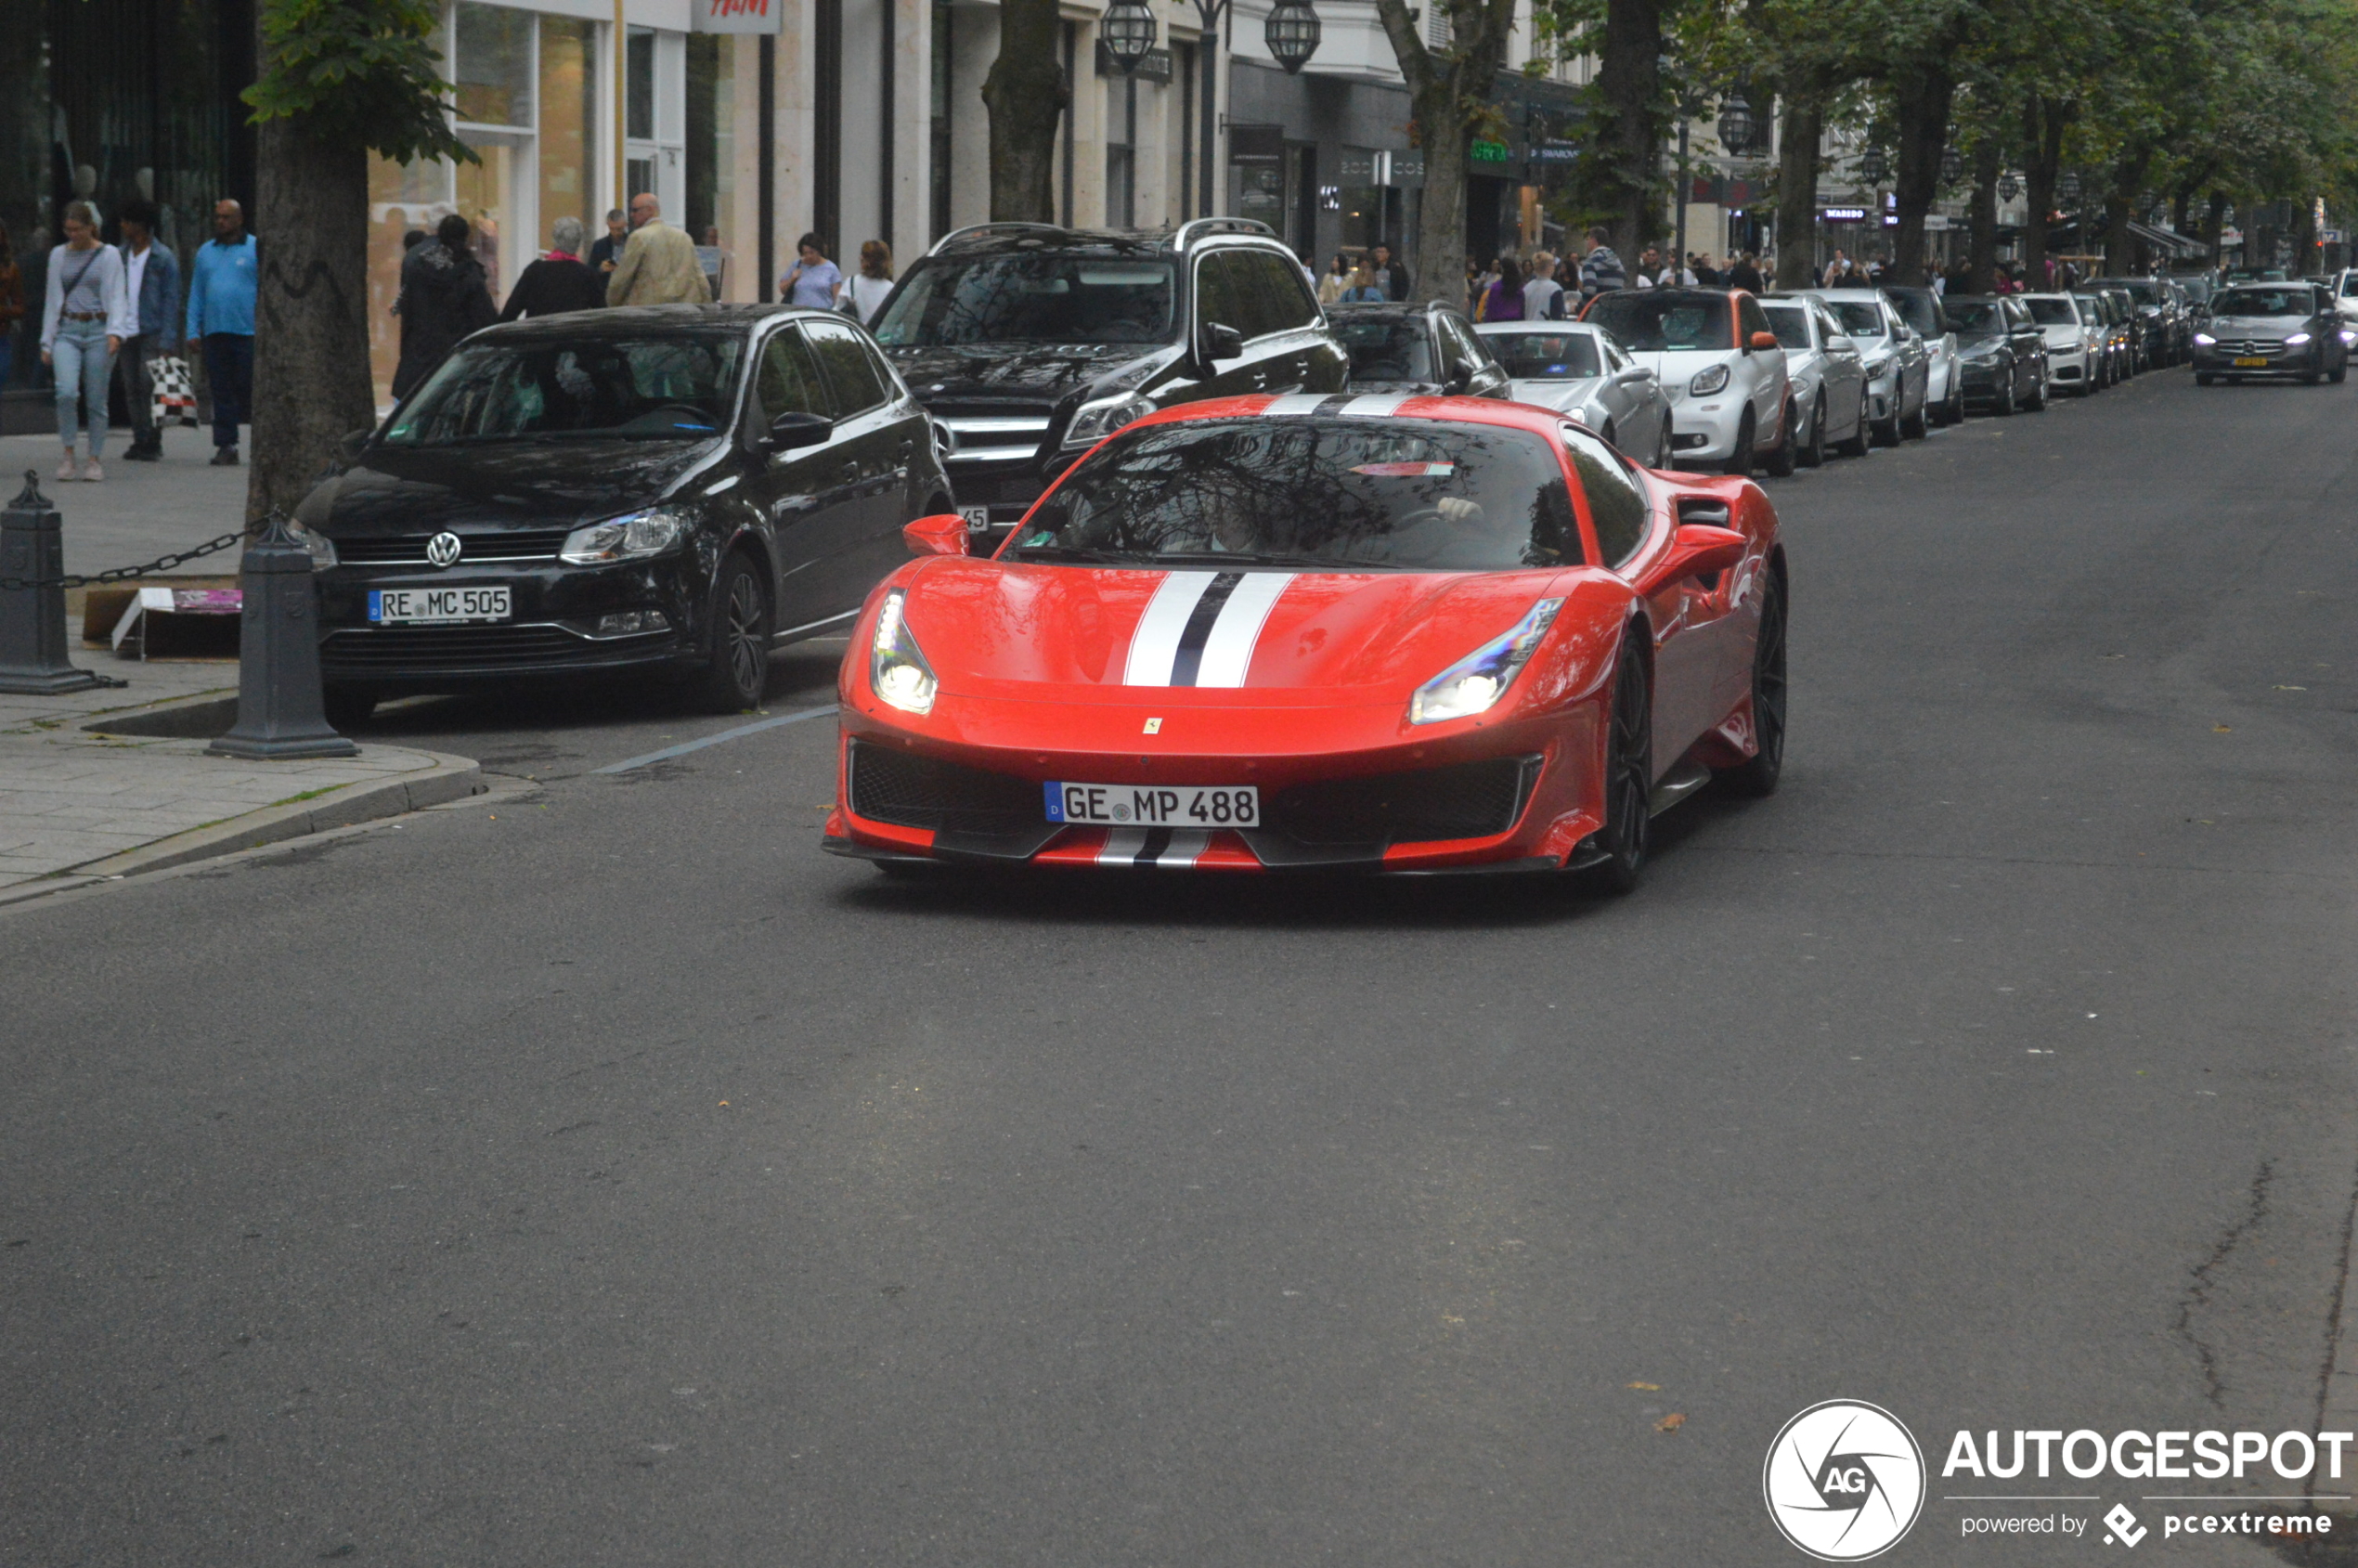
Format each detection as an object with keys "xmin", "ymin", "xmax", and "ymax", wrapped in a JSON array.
[{"xmin": 868, "ymin": 218, "xmax": 1351, "ymax": 538}]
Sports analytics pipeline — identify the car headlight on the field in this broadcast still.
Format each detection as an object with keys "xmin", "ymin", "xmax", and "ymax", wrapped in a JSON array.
[
  {"xmin": 1408, "ymin": 598, "xmax": 1563, "ymax": 725},
  {"xmin": 1688, "ymin": 363, "xmax": 1731, "ymax": 396},
  {"xmin": 560, "ymin": 508, "xmax": 690, "ymax": 564},
  {"xmin": 2339, "ymin": 328, "xmax": 2356, "ymax": 344},
  {"xmin": 2193, "ymin": 331, "xmax": 2215, "ymax": 345},
  {"xmin": 870, "ymin": 589, "xmax": 939, "ymax": 715},
  {"xmin": 286, "ymin": 519, "xmax": 337, "ymax": 569},
  {"xmin": 1061, "ymin": 393, "xmax": 1159, "ymax": 449},
  {"xmin": 2284, "ymin": 331, "xmax": 2312, "ymax": 345}
]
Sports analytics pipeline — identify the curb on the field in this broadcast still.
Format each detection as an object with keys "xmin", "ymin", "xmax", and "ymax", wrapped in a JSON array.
[{"xmin": 0, "ymin": 748, "xmax": 486, "ymax": 905}]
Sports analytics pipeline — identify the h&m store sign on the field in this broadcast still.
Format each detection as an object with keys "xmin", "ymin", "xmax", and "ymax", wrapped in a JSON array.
[{"xmin": 693, "ymin": 0, "xmax": 783, "ymax": 32}]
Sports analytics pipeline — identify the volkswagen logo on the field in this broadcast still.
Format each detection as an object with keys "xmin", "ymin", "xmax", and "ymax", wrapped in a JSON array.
[
  {"xmin": 1763, "ymin": 1400, "xmax": 1924, "ymax": 1561},
  {"xmin": 425, "ymin": 532, "xmax": 462, "ymax": 568}
]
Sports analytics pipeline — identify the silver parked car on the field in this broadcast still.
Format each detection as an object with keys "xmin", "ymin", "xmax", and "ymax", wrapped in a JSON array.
[
  {"xmin": 1759, "ymin": 294, "xmax": 1870, "ymax": 464},
  {"xmin": 1473, "ymin": 319, "xmax": 1674, "ymax": 467},
  {"xmin": 1799, "ymin": 290, "xmax": 1929, "ymax": 444},
  {"xmin": 1884, "ymin": 286, "xmax": 1963, "ymax": 427}
]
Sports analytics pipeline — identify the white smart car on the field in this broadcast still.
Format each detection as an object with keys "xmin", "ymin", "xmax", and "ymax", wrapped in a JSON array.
[{"xmin": 1578, "ymin": 288, "xmax": 1794, "ymax": 476}]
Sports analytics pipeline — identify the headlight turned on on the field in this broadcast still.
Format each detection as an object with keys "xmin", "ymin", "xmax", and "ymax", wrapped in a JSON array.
[
  {"xmin": 560, "ymin": 509, "xmax": 689, "ymax": 564},
  {"xmin": 1409, "ymin": 598, "xmax": 1565, "ymax": 725},
  {"xmin": 870, "ymin": 589, "xmax": 939, "ymax": 716}
]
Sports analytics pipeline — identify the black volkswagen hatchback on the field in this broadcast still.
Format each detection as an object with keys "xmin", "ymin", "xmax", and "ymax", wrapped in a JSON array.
[{"xmin": 293, "ymin": 305, "xmax": 950, "ymax": 720}]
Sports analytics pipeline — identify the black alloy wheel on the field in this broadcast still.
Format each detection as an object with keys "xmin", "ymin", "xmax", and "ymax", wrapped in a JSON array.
[
  {"xmin": 1763, "ymin": 400, "xmax": 1797, "ymax": 477},
  {"xmin": 694, "ymin": 553, "xmax": 771, "ymax": 712},
  {"xmin": 1837, "ymin": 390, "xmax": 1872, "ymax": 458},
  {"xmin": 1719, "ymin": 566, "xmax": 1786, "ymax": 798},
  {"xmin": 1901, "ymin": 382, "xmax": 1929, "ymax": 439},
  {"xmin": 322, "ymin": 688, "xmax": 377, "ymax": 729},
  {"xmin": 2196, "ymin": 372, "xmax": 2216, "ymax": 386},
  {"xmin": 1993, "ymin": 369, "xmax": 2017, "ymax": 416},
  {"xmin": 1654, "ymin": 421, "xmax": 1674, "ymax": 470},
  {"xmin": 1797, "ymin": 394, "xmax": 1828, "ymax": 468},
  {"xmin": 1724, "ymin": 410, "xmax": 1756, "ymax": 477},
  {"xmin": 1578, "ymin": 636, "xmax": 1653, "ymax": 895},
  {"xmin": 2332, "ymin": 358, "xmax": 2349, "ymax": 384},
  {"xmin": 1946, "ymin": 378, "xmax": 1966, "ymax": 425},
  {"xmin": 2024, "ymin": 365, "xmax": 2048, "ymax": 410}
]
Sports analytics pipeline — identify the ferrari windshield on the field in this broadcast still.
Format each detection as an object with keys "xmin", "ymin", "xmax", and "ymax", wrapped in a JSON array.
[
  {"xmin": 871, "ymin": 254, "xmax": 1180, "ymax": 346},
  {"xmin": 383, "ymin": 334, "xmax": 744, "ymax": 445},
  {"xmin": 1006, "ymin": 418, "xmax": 1581, "ymax": 571},
  {"xmin": 1332, "ymin": 316, "xmax": 1436, "ymax": 382},
  {"xmin": 1583, "ymin": 292, "xmax": 1731, "ymax": 351},
  {"xmin": 1483, "ymin": 330, "xmax": 1602, "ymax": 379},
  {"xmin": 2212, "ymin": 287, "xmax": 2311, "ymax": 317}
]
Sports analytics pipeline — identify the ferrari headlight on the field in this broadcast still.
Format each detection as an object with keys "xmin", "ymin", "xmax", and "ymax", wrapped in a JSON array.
[
  {"xmin": 285, "ymin": 519, "xmax": 337, "ymax": 569},
  {"xmin": 870, "ymin": 589, "xmax": 938, "ymax": 715},
  {"xmin": 561, "ymin": 508, "xmax": 689, "ymax": 564},
  {"xmin": 1061, "ymin": 393, "xmax": 1158, "ymax": 449},
  {"xmin": 1688, "ymin": 363, "xmax": 1731, "ymax": 396},
  {"xmin": 1409, "ymin": 598, "xmax": 1563, "ymax": 725}
]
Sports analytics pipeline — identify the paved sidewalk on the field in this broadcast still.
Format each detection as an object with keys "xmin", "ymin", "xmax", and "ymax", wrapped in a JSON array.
[
  {"xmin": 1, "ymin": 433, "xmax": 249, "ymax": 578},
  {"xmin": 0, "ymin": 658, "xmax": 481, "ymax": 901}
]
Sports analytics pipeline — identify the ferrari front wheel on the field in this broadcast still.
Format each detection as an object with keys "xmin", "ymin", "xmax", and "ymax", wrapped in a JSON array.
[
  {"xmin": 1577, "ymin": 637, "xmax": 1653, "ymax": 895},
  {"xmin": 1718, "ymin": 567, "xmax": 1787, "ymax": 798}
]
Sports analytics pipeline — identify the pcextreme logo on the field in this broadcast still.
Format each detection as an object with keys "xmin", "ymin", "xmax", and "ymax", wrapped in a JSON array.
[{"xmin": 1764, "ymin": 1400, "xmax": 1928, "ymax": 1561}]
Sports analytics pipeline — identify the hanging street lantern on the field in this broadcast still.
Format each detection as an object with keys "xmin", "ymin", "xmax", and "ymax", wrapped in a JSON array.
[
  {"xmin": 1939, "ymin": 146, "xmax": 1964, "ymax": 186},
  {"xmin": 1100, "ymin": 0, "xmax": 1159, "ymax": 72},
  {"xmin": 1998, "ymin": 172, "xmax": 2021, "ymax": 202},
  {"xmin": 1859, "ymin": 148, "xmax": 1889, "ymax": 185},
  {"xmin": 1264, "ymin": 0, "xmax": 1321, "ymax": 74},
  {"xmin": 2055, "ymin": 170, "xmax": 2082, "ymax": 205},
  {"xmin": 1717, "ymin": 93, "xmax": 1756, "ymax": 157}
]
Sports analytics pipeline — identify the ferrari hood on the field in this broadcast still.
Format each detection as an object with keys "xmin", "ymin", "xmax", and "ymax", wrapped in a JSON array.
[{"xmin": 897, "ymin": 559, "xmax": 1572, "ymax": 702}]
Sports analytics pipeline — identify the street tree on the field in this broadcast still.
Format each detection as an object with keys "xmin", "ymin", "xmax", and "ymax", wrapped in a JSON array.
[
  {"xmin": 242, "ymin": 0, "xmax": 472, "ymax": 525},
  {"xmin": 980, "ymin": 0, "xmax": 1069, "ymax": 221},
  {"xmin": 1374, "ymin": 0, "xmax": 1521, "ymax": 304}
]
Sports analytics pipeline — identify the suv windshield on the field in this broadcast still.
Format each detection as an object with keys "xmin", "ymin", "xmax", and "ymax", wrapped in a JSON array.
[
  {"xmin": 1759, "ymin": 304, "xmax": 1814, "ymax": 350},
  {"xmin": 872, "ymin": 254, "xmax": 1179, "ymax": 346},
  {"xmin": 1482, "ymin": 329, "xmax": 1602, "ymax": 379},
  {"xmin": 1584, "ymin": 292, "xmax": 1731, "ymax": 351},
  {"xmin": 2213, "ymin": 287, "xmax": 2312, "ymax": 317},
  {"xmin": 2023, "ymin": 298, "xmax": 2079, "ymax": 326},
  {"xmin": 1333, "ymin": 316, "xmax": 1435, "ymax": 382},
  {"xmin": 1006, "ymin": 418, "xmax": 1580, "ymax": 571},
  {"xmin": 383, "ymin": 334, "xmax": 744, "ymax": 446},
  {"xmin": 1942, "ymin": 300, "xmax": 2005, "ymax": 335},
  {"xmin": 1885, "ymin": 290, "xmax": 1945, "ymax": 337}
]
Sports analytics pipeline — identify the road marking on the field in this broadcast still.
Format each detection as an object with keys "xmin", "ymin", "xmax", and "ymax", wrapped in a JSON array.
[{"xmin": 592, "ymin": 706, "xmax": 836, "ymax": 773}]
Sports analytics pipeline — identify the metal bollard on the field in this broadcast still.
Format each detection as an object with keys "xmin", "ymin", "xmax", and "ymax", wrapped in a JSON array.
[
  {"xmin": 207, "ymin": 512, "xmax": 358, "ymax": 759},
  {"xmin": 0, "ymin": 470, "xmax": 108, "ymax": 694}
]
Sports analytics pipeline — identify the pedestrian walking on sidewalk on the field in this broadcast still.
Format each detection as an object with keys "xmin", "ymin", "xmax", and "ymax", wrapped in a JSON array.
[
  {"xmin": 781, "ymin": 234, "xmax": 842, "ymax": 310},
  {"xmin": 114, "ymin": 198, "xmax": 180, "ymax": 462},
  {"xmin": 499, "ymin": 215, "xmax": 604, "ymax": 320},
  {"xmin": 184, "ymin": 198, "xmax": 257, "ymax": 467},
  {"xmin": 0, "ymin": 221, "xmax": 24, "ymax": 391},
  {"xmin": 40, "ymin": 201, "xmax": 135, "ymax": 483},
  {"xmin": 840, "ymin": 240, "xmax": 894, "ymax": 327},
  {"xmin": 392, "ymin": 214, "xmax": 497, "ymax": 398},
  {"xmin": 605, "ymin": 192, "xmax": 711, "ymax": 307}
]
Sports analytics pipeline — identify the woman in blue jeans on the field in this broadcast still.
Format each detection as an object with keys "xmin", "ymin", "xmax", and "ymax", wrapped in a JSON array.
[{"xmin": 39, "ymin": 201, "xmax": 135, "ymax": 483}]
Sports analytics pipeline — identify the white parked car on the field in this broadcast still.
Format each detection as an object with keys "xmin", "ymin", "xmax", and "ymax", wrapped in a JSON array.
[
  {"xmin": 2016, "ymin": 292, "xmax": 2105, "ymax": 395},
  {"xmin": 1759, "ymin": 294, "xmax": 1870, "ymax": 465},
  {"xmin": 1797, "ymin": 290, "xmax": 1929, "ymax": 443},
  {"xmin": 1579, "ymin": 288, "xmax": 1794, "ymax": 477},
  {"xmin": 1474, "ymin": 320, "xmax": 1674, "ymax": 467}
]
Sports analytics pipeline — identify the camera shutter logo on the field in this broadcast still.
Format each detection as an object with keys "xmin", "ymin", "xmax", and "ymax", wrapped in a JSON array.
[
  {"xmin": 1762, "ymin": 1400, "xmax": 1925, "ymax": 1561},
  {"xmin": 427, "ymin": 532, "xmax": 462, "ymax": 568}
]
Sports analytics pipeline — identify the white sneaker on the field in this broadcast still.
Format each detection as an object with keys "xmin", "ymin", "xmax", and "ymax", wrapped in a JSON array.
[
  {"xmin": 82, "ymin": 458, "xmax": 104, "ymax": 483},
  {"xmin": 57, "ymin": 454, "xmax": 78, "ymax": 482}
]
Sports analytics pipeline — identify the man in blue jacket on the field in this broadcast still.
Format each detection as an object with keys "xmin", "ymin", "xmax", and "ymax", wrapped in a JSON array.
[
  {"xmin": 184, "ymin": 199, "xmax": 257, "ymax": 467},
  {"xmin": 114, "ymin": 199, "xmax": 180, "ymax": 462}
]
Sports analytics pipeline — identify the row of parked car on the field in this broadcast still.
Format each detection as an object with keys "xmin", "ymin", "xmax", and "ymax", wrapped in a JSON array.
[{"xmin": 289, "ymin": 218, "xmax": 2349, "ymax": 719}]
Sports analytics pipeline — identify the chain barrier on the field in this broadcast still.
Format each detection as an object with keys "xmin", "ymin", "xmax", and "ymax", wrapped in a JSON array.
[{"xmin": 0, "ymin": 529, "xmax": 246, "ymax": 593}]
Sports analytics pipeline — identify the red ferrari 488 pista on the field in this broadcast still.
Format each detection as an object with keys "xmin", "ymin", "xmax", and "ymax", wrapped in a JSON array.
[{"xmin": 823, "ymin": 393, "xmax": 1784, "ymax": 889}]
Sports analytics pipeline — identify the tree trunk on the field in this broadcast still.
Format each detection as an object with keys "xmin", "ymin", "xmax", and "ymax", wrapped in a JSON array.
[
  {"xmin": 1965, "ymin": 137, "xmax": 1999, "ymax": 293},
  {"xmin": 1888, "ymin": 67, "xmax": 1952, "ymax": 286},
  {"xmin": 250, "ymin": 113, "xmax": 373, "ymax": 527},
  {"xmin": 1599, "ymin": 0, "xmax": 1663, "ymax": 260},
  {"xmin": 1772, "ymin": 94, "xmax": 1823, "ymax": 290},
  {"xmin": 981, "ymin": 0, "xmax": 1067, "ymax": 222},
  {"xmin": 1375, "ymin": 0, "xmax": 1515, "ymax": 309},
  {"xmin": 2104, "ymin": 149, "xmax": 2150, "ymax": 274},
  {"xmin": 2203, "ymin": 188, "xmax": 2226, "ymax": 272},
  {"xmin": 2019, "ymin": 96, "xmax": 2068, "ymax": 288}
]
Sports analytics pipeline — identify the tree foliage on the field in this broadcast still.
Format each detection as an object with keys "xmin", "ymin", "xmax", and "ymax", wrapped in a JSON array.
[{"xmin": 243, "ymin": 0, "xmax": 474, "ymax": 167}]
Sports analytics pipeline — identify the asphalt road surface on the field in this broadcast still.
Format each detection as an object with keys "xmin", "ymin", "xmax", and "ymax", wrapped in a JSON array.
[{"xmin": 6, "ymin": 368, "xmax": 2355, "ymax": 1566}]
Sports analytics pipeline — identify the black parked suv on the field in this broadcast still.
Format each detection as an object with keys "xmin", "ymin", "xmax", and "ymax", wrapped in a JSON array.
[
  {"xmin": 295, "ymin": 305, "xmax": 950, "ymax": 719},
  {"xmin": 867, "ymin": 218, "xmax": 1350, "ymax": 538}
]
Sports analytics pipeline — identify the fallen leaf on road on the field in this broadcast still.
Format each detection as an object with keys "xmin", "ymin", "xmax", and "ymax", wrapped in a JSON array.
[
  {"xmin": 1627, "ymin": 1381, "xmax": 1661, "ymax": 1390},
  {"xmin": 2213, "ymin": 725, "xmax": 2232, "ymax": 732},
  {"xmin": 1657, "ymin": 1413, "xmax": 1686, "ymax": 1432}
]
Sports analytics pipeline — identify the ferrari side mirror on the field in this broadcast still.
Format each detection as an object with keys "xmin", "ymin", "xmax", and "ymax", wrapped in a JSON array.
[
  {"xmin": 1635, "ymin": 522, "xmax": 1746, "ymax": 597},
  {"xmin": 902, "ymin": 513, "xmax": 969, "ymax": 558}
]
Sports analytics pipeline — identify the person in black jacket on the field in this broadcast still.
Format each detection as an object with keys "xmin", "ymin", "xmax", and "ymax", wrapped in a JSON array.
[
  {"xmin": 393, "ymin": 214, "xmax": 497, "ymax": 399},
  {"xmin": 500, "ymin": 216, "xmax": 604, "ymax": 321}
]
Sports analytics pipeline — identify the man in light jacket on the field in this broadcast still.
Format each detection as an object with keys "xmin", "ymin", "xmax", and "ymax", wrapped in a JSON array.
[
  {"xmin": 115, "ymin": 198, "xmax": 180, "ymax": 462},
  {"xmin": 605, "ymin": 193, "xmax": 712, "ymax": 307}
]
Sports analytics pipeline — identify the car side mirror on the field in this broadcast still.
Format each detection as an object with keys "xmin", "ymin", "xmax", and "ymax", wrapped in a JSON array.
[
  {"xmin": 1444, "ymin": 367, "xmax": 1472, "ymax": 395},
  {"xmin": 1635, "ymin": 523, "xmax": 1747, "ymax": 597},
  {"xmin": 1748, "ymin": 330, "xmax": 1781, "ymax": 352},
  {"xmin": 338, "ymin": 428, "xmax": 371, "ymax": 462},
  {"xmin": 1198, "ymin": 321, "xmax": 1245, "ymax": 366},
  {"xmin": 761, "ymin": 410, "xmax": 834, "ymax": 452},
  {"xmin": 1827, "ymin": 334, "xmax": 1857, "ymax": 353},
  {"xmin": 902, "ymin": 513, "xmax": 970, "ymax": 558}
]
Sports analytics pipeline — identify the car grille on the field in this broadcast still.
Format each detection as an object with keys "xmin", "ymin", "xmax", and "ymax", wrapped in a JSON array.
[
  {"xmin": 935, "ymin": 405, "xmax": 1056, "ymax": 467},
  {"xmin": 334, "ymin": 528, "xmax": 577, "ymax": 565},
  {"xmin": 849, "ymin": 742, "xmax": 1043, "ymax": 836},
  {"xmin": 1270, "ymin": 756, "xmax": 1542, "ymax": 847},
  {"xmin": 2209, "ymin": 340, "xmax": 2285, "ymax": 357},
  {"xmin": 320, "ymin": 623, "xmax": 604, "ymax": 668}
]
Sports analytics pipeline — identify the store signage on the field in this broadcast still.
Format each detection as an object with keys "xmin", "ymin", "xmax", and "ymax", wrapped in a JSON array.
[
  {"xmin": 691, "ymin": 0, "xmax": 784, "ymax": 32},
  {"xmin": 1471, "ymin": 139, "xmax": 1510, "ymax": 163},
  {"xmin": 1228, "ymin": 123, "xmax": 1285, "ymax": 167},
  {"xmin": 1820, "ymin": 207, "xmax": 1869, "ymax": 221}
]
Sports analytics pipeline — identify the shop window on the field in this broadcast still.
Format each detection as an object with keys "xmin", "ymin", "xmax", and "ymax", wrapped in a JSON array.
[
  {"xmin": 455, "ymin": 3, "xmax": 534, "ymax": 129},
  {"xmin": 538, "ymin": 17, "xmax": 597, "ymax": 253},
  {"xmin": 685, "ymin": 33, "xmax": 736, "ymax": 264},
  {"xmin": 627, "ymin": 29, "xmax": 656, "ymax": 141}
]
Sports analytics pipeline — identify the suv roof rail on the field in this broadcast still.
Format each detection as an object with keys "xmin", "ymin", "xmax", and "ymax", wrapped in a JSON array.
[
  {"xmin": 1171, "ymin": 217, "xmax": 1279, "ymax": 251},
  {"xmin": 927, "ymin": 222, "xmax": 1071, "ymax": 255}
]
